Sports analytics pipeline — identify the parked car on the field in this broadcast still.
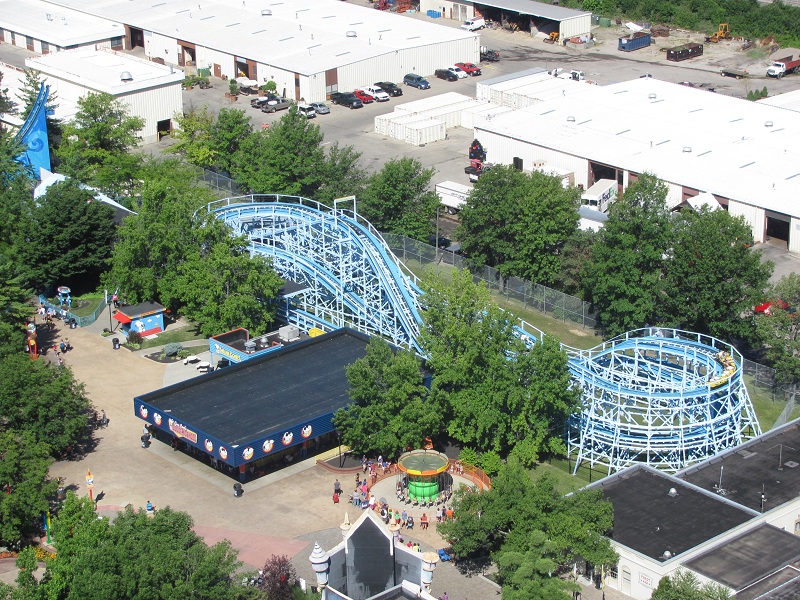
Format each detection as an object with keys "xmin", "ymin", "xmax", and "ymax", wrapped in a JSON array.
[
  {"xmin": 435, "ymin": 69, "xmax": 459, "ymax": 82},
  {"xmin": 461, "ymin": 17, "xmax": 485, "ymax": 31},
  {"xmin": 309, "ymin": 101, "xmax": 330, "ymax": 114},
  {"xmin": 374, "ymin": 81, "xmax": 403, "ymax": 97},
  {"xmin": 329, "ymin": 92, "xmax": 364, "ymax": 109},
  {"xmin": 480, "ymin": 47, "xmax": 500, "ymax": 62},
  {"xmin": 353, "ymin": 89, "xmax": 375, "ymax": 104},
  {"xmin": 447, "ymin": 65, "xmax": 468, "ymax": 79},
  {"xmin": 297, "ymin": 104, "xmax": 316, "ymax": 118},
  {"xmin": 238, "ymin": 85, "xmax": 257, "ymax": 95},
  {"xmin": 403, "ymin": 73, "xmax": 430, "ymax": 89},
  {"xmin": 360, "ymin": 85, "xmax": 391, "ymax": 102},
  {"xmin": 455, "ymin": 62, "xmax": 482, "ymax": 76},
  {"xmin": 261, "ymin": 97, "xmax": 291, "ymax": 113},
  {"xmin": 754, "ymin": 300, "xmax": 792, "ymax": 315}
]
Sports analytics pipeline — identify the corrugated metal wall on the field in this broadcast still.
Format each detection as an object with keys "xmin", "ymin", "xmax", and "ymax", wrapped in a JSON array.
[
  {"xmin": 790, "ymin": 218, "xmax": 800, "ymax": 254},
  {"xmin": 729, "ymin": 200, "xmax": 766, "ymax": 243},
  {"xmin": 559, "ymin": 14, "xmax": 592, "ymax": 39},
  {"xmin": 419, "ymin": 0, "xmax": 475, "ymax": 21}
]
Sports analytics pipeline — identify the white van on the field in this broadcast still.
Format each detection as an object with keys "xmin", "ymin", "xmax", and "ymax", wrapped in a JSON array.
[{"xmin": 461, "ymin": 18, "xmax": 485, "ymax": 31}]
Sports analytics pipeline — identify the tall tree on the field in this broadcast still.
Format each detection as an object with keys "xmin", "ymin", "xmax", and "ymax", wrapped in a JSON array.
[
  {"xmin": 230, "ymin": 107, "xmax": 324, "ymax": 196},
  {"xmin": 0, "ymin": 262, "xmax": 30, "ymax": 357},
  {"xmin": 661, "ymin": 207, "xmax": 772, "ymax": 340},
  {"xmin": 458, "ymin": 166, "xmax": 580, "ymax": 285},
  {"xmin": 584, "ymin": 173, "xmax": 672, "ymax": 336},
  {"xmin": 314, "ymin": 143, "xmax": 367, "ymax": 207},
  {"xmin": 359, "ymin": 157, "xmax": 439, "ymax": 240},
  {"xmin": 171, "ymin": 106, "xmax": 217, "ymax": 168},
  {"xmin": 170, "ymin": 237, "xmax": 283, "ymax": 337},
  {"xmin": 0, "ymin": 71, "xmax": 16, "ymax": 120},
  {"xmin": 39, "ymin": 497, "xmax": 252, "ymax": 600},
  {"xmin": 551, "ymin": 228, "xmax": 596, "ymax": 299},
  {"xmin": 210, "ymin": 108, "xmax": 253, "ymax": 175},
  {"xmin": 56, "ymin": 92, "xmax": 144, "ymax": 193},
  {"xmin": 333, "ymin": 337, "xmax": 441, "ymax": 457},
  {"xmin": 756, "ymin": 273, "xmax": 800, "ymax": 384},
  {"xmin": 16, "ymin": 180, "xmax": 116, "ymax": 293}
]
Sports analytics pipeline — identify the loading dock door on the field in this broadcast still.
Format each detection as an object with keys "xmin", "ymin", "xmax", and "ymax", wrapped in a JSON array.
[{"xmin": 767, "ymin": 214, "xmax": 790, "ymax": 247}]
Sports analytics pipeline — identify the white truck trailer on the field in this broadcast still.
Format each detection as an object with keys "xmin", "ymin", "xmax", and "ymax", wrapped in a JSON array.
[
  {"xmin": 581, "ymin": 179, "xmax": 617, "ymax": 212},
  {"xmin": 435, "ymin": 181, "xmax": 472, "ymax": 214}
]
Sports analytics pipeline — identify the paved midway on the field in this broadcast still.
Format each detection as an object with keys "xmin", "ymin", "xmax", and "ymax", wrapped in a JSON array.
[{"xmin": 37, "ymin": 305, "xmax": 606, "ymax": 598}]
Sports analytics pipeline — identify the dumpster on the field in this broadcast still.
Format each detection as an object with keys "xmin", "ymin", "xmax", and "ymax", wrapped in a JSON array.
[
  {"xmin": 233, "ymin": 483, "xmax": 244, "ymax": 497},
  {"xmin": 198, "ymin": 67, "xmax": 211, "ymax": 78},
  {"xmin": 112, "ymin": 338, "xmax": 120, "ymax": 350},
  {"xmin": 618, "ymin": 32, "xmax": 652, "ymax": 51}
]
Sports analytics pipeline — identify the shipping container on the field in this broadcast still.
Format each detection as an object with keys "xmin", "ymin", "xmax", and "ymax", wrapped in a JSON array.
[
  {"xmin": 391, "ymin": 92, "xmax": 471, "ymax": 115},
  {"xmin": 618, "ymin": 32, "xmax": 652, "ymax": 52},
  {"xmin": 666, "ymin": 43, "xmax": 703, "ymax": 62},
  {"xmin": 405, "ymin": 119, "xmax": 446, "ymax": 146},
  {"xmin": 460, "ymin": 104, "xmax": 512, "ymax": 129},
  {"xmin": 436, "ymin": 180, "xmax": 473, "ymax": 213},
  {"xmin": 418, "ymin": 100, "xmax": 480, "ymax": 128},
  {"xmin": 389, "ymin": 114, "xmax": 436, "ymax": 140}
]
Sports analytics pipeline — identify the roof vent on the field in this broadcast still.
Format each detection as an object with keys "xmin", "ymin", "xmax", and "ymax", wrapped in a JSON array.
[
  {"xmin": 566, "ymin": 116, "xmax": 576, "ymax": 122},
  {"xmin": 682, "ymin": 147, "xmax": 691, "ymax": 153},
  {"xmin": 662, "ymin": 550, "xmax": 672, "ymax": 559},
  {"xmin": 667, "ymin": 487, "xmax": 678, "ymax": 497},
  {"xmin": 346, "ymin": 30, "xmax": 357, "ymax": 37},
  {"xmin": 765, "ymin": 120, "xmax": 773, "ymax": 127},
  {"xmin": 648, "ymin": 93, "xmax": 657, "ymax": 100},
  {"xmin": 120, "ymin": 71, "xmax": 133, "ymax": 81},
  {"xmin": 261, "ymin": 8, "xmax": 271, "ymax": 15}
]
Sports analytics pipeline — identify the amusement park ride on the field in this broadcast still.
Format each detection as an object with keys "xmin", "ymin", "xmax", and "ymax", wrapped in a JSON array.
[{"xmin": 208, "ymin": 194, "xmax": 762, "ymax": 476}]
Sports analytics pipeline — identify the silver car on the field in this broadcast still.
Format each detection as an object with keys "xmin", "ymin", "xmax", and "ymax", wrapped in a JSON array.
[{"xmin": 309, "ymin": 102, "xmax": 330, "ymax": 115}]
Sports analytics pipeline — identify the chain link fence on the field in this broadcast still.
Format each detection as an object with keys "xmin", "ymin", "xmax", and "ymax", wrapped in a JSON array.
[
  {"xmin": 197, "ymin": 169, "xmax": 242, "ymax": 197},
  {"xmin": 383, "ymin": 233, "xmax": 597, "ymax": 329}
]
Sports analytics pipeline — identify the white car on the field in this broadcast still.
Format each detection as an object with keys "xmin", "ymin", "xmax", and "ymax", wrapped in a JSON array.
[
  {"xmin": 448, "ymin": 66, "xmax": 468, "ymax": 79},
  {"xmin": 360, "ymin": 85, "xmax": 390, "ymax": 102}
]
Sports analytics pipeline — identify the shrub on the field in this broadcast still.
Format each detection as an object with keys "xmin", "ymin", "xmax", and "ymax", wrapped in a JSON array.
[
  {"xmin": 163, "ymin": 343, "xmax": 183, "ymax": 357},
  {"xmin": 177, "ymin": 349, "xmax": 193, "ymax": 359},
  {"xmin": 478, "ymin": 450, "xmax": 503, "ymax": 477},
  {"xmin": 127, "ymin": 331, "xmax": 143, "ymax": 345},
  {"xmin": 458, "ymin": 447, "xmax": 479, "ymax": 466}
]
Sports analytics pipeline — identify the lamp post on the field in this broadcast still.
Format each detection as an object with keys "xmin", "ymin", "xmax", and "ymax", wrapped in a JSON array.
[{"xmin": 435, "ymin": 206, "xmax": 440, "ymax": 258}]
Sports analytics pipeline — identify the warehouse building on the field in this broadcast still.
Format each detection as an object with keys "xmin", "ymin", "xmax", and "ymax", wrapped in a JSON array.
[
  {"xmin": 0, "ymin": 0, "xmax": 124, "ymax": 54},
  {"xmin": 474, "ymin": 75, "xmax": 800, "ymax": 252},
  {"xmin": 25, "ymin": 47, "xmax": 183, "ymax": 143},
  {"xmin": 419, "ymin": 0, "xmax": 591, "ymax": 40},
  {"xmin": 20, "ymin": 0, "xmax": 478, "ymax": 104}
]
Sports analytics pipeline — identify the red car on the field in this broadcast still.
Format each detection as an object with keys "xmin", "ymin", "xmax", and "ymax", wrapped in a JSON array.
[
  {"xmin": 455, "ymin": 62, "xmax": 482, "ymax": 76},
  {"xmin": 754, "ymin": 300, "xmax": 790, "ymax": 315},
  {"xmin": 353, "ymin": 89, "xmax": 374, "ymax": 104}
]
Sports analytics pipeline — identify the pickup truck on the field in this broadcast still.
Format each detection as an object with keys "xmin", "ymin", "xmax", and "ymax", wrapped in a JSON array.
[
  {"xmin": 261, "ymin": 97, "xmax": 291, "ymax": 113},
  {"xmin": 455, "ymin": 62, "xmax": 482, "ymax": 76},
  {"xmin": 329, "ymin": 92, "xmax": 364, "ymax": 109},
  {"xmin": 480, "ymin": 47, "xmax": 500, "ymax": 62}
]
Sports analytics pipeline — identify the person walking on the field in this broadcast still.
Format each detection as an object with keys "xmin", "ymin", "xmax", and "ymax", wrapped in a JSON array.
[
  {"xmin": 101, "ymin": 410, "xmax": 108, "ymax": 428},
  {"xmin": 334, "ymin": 478, "xmax": 342, "ymax": 496}
]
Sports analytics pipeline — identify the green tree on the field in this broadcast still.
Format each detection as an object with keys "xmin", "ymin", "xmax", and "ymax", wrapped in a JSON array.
[
  {"xmin": 0, "ymin": 261, "xmax": 31, "ymax": 357},
  {"xmin": 171, "ymin": 237, "xmax": 283, "ymax": 336},
  {"xmin": 661, "ymin": 207, "xmax": 772, "ymax": 340},
  {"xmin": 496, "ymin": 531, "xmax": 580, "ymax": 600},
  {"xmin": 458, "ymin": 166, "xmax": 580, "ymax": 285},
  {"xmin": 230, "ymin": 107, "xmax": 324, "ymax": 196},
  {"xmin": 551, "ymin": 228, "xmax": 596, "ymax": 298},
  {"xmin": 584, "ymin": 173, "xmax": 671, "ymax": 336},
  {"xmin": 314, "ymin": 143, "xmax": 367, "ymax": 207},
  {"xmin": 39, "ymin": 497, "xmax": 252, "ymax": 600},
  {"xmin": 16, "ymin": 180, "xmax": 116, "ymax": 293},
  {"xmin": 210, "ymin": 108, "xmax": 253, "ymax": 175},
  {"xmin": 0, "ymin": 353, "xmax": 92, "ymax": 455},
  {"xmin": 56, "ymin": 92, "xmax": 144, "ymax": 193},
  {"xmin": 171, "ymin": 106, "xmax": 217, "ymax": 168},
  {"xmin": 334, "ymin": 337, "xmax": 441, "ymax": 457},
  {"xmin": 756, "ymin": 273, "xmax": 800, "ymax": 384},
  {"xmin": 651, "ymin": 569, "xmax": 732, "ymax": 600},
  {"xmin": 0, "ymin": 430, "xmax": 57, "ymax": 548},
  {"xmin": 359, "ymin": 157, "xmax": 439, "ymax": 240},
  {"xmin": 106, "ymin": 159, "xmax": 217, "ymax": 306},
  {"xmin": 0, "ymin": 71, "xmax": 16, "ymax": 119}
]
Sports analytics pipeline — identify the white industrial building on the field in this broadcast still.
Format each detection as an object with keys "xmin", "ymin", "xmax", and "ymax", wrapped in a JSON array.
[
  {"xmin": 5, "ymin": 0, "xmax": 478, "ymax": 104},
  {"xmin": 25, "ymin": 47, "xmax": 183, "ymax": 143},
  {"xmin": 474, "ymin": 75, "xmax": 800, "ymax": 252},
  {"xmin": 0, "ymin": 0, "xmax": 124, "ymax": 54},
  {"xmin": 418, "ymin": 0, "xmax": 591, "ymax": 41},
  {"xmin": 588, "ymin": 419, "xmax": 800, "ymax": 600}
]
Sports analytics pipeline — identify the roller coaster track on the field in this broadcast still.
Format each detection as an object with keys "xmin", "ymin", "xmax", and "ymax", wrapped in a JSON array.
[{"xmin": 209, "ymin": 196, "xmax": 761, "ymax": 473}]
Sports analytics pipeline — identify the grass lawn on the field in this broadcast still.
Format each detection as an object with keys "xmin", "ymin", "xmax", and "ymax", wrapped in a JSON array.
[
  {"xmin": 138, "ymin": 326, "xmax": 207, "ymax": 350},
  {"xmin": 47, "ymin": 294, "xmax": 105, "ymax": 317},
  {"xmin": 745, "ymin": 374, "xmax": 794, "ymax": 431},
  {"xmin": 527, "ymin": 457, "xmax": 598, "ymax": 495},
  {"xmin": 402, "ymin": 259, "xmax": 602, "ymax": 350}
]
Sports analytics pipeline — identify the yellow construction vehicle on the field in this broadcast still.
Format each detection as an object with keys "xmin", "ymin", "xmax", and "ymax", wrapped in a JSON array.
[
  {"xmin": 707, "ymin": 23, "xmax": 732, "ymax": 43},
  {"xmin": 543, "ymin": 31, "xmax": 560, "ymax": 44}
]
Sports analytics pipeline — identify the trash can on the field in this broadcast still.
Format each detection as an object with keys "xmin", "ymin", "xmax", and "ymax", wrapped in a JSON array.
[
  {"xmin": 141, "ymin": 434, "xmax": 150, "ymax": 448},
  {"xmin": 70, "ymin": 318, "xmax": 77, "ymax": 329},
  {"xmin": 112, "ymin": 338, "xmax": 120, "ymax": 350},
  {"xmin": 233, "ymin": 483, "xmax": 244, "ymax": 498}
]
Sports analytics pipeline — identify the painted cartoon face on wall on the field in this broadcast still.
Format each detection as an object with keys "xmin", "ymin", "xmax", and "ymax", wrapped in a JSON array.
[
  {"xmin": 219, "ymin": 446, "xmax": 228, "ymax": 460},
  {"xmin": 242, "ymin": 447, "xmax": 254, "ymax": 460},
  {"xmin": 139, "ymin": 405, "xmax": 148, "ymax": 419},
  {"xmin": 205, "ymin": 439, "xmax": 214, "ymax": 452},
  {"xmin": 301, "ymin": 425, "xmax": 313, "ymax": 438},
  {"xmin": 282, "ymin": 431, "xmax": 294, "ymax": 446},
  {"xmin": 154, "ymin": 413, "xmax": 162, "ymax": 426},
  {"xmin": 263, "ymin": 439, "xmax": 274, "ymax": 453}
]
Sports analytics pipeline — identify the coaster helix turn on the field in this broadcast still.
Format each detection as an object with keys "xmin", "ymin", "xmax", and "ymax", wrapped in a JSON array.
[{"xmin": 209, "ymin": 196, "xmax": 761, "ymax": 474}]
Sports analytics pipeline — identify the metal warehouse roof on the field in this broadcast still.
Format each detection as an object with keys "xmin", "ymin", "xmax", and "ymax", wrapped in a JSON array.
[
  {"xmin": 477, "ymin": 77, "xmax": 800, "ymax": 218},
  {"xmin": 477, "ymin": 0, "xmax": 590, "ymax": 21},
  {"xmin": 0, "ymin": 0, "xmax": 123, "ymax": 46},
  {"xmin": 26, "ymin": 47, "xmax": 183, "ymax": 94},
  {"xmin": 759, "ymin": 88, "xmax": 800, "ymax": 114},
  {"xmin": 43, "ymin": 0, "xmax": 477, "ymax": 75}
]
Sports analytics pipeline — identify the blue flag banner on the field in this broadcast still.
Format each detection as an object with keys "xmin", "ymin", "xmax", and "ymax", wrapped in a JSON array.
[{"xmin": 16, "ymin": 84, "xmax": 51, "ymax": 174}]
